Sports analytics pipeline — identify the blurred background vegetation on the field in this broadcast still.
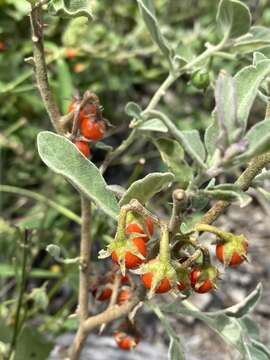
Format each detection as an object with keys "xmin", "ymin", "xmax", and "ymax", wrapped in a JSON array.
[{"xmin": 1, "ymin": 0, "xmax": 270, "ymax": 358}]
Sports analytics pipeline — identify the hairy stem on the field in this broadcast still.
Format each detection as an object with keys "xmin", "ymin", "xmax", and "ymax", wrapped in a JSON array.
[
  {"xmin": 169, "ymin": 189, "xmax": 187, "ymax": 240},
  {"xmin": 100, "ymin": 36, "xmax": 228, "ymax": 174},
  {"xmin": 68, "ymin": 197, "xmax": 91, "ymax": 360},
  {"xmin": 29, "ymin": 5, "xmax": 63, "ymax": 133},
  {"xmin": 199, "ymin": 152, "xmax": 270, "ymax": 224}
]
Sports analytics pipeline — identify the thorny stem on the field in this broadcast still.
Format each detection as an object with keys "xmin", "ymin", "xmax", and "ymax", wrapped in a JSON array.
[{"xmin": 29, "ymin": 5, "xmax": 63, "ymax": 133}]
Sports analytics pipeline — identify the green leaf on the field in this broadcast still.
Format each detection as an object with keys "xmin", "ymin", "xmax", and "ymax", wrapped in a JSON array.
[
  {"xmin": 0, "ymin": 320, "xmax": 53, "ymax": 360},
  {"xmin": 204, "ymin": 113, "xmax": 220, "ymax": 164},
  {"xmin": 235, "ymin": 60, "xmax": 270, "ymax": 130},
  {"xmin": 56, "ymin": 58, "xmax": 74, "ymax": 114},
  {"xmin": 236, "ymin": 118, "xmax": 270, "ymax": 162},
  {"xmin": 181, "ymin": 130, "xmax": 206, "ymax": 163},
  {"xmin": 148, "ymin": 303, "xmax": 185, "ymax": 360},
  {"xmin": 231, "ymin": 26, "xmax": 270, "ymax": 55},
  {"xmin": 125, "ymin": 102, "xmax": 142, "ymax": 119},
  {"xmin": 202, "ymin": 184, "xmax": 252, "ymax": 207},
  {"xmin": 215, "ymin": 71, "xmax": 237, "ymax": 143},
  {"xmin": 119, "ymin": 172, "xmax": 174, "ymax": 206},
  {"xmin": 49, "ymin": 0, "xmax": 93, "ymax": 19},
  {"xmin": 154, "ymin": 138, "xmax": 193, "ymax": 188},
  {"xmin": 253, "ymin": 52, "xmax": 267, "ymax": 66},
  {"xmin": 216, "ymin": 0, "xmax": 251, "ymax": 38},
  {"xmin": 213, "ymin": 283, "xmax": 262, "ymax": 318},
  {"xmin": 252, "ymin": 169, "xmax": 270, "ymax": 187},
  {"xmin": 162, "ymin": 301, "xmax": 248, "ymax": 358},
  {"xmin": 37, "ymin": 131, "xmax": 119, "ymax": 220},
  {"xmin": 137, "ymin": 0, "xmax": 173, "ymax": 66},
  {"xmin": 138, "ymin": 119, "xmax": 168, "ymax": 133}
]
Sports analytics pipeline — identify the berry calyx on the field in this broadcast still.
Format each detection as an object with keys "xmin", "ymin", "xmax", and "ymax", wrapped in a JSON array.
[
  {"xmin": 111, "ymin": 236, "xmax": 147, "ymax": 269},
  {"xmin": 114, "ymin": 331, "xmax": 140, "ymax": 351},
  {"xmin": 141, "ymin": 272, "xmax": 171, "ymax": 294},
  {"xmin": 80, "ymin": 118, "xmax": 105, "ymax": 141},
  {"xmin": 75, "ymin": 140, "xmax": 91, "ymax": 157},
  {"xmin": 190, "ymin": 266, "xmax": 218, "ymax": 294},
  {"xmin": 216, "ymin": 238, "xmax": 248, "ymax": 267},
  {"xmin": 126, "ymin": 212, "xmax": 154, "ymax": 242},
  {"xmin": 176, "ymin": 267, "xmax": 190, "ymax": 292}
]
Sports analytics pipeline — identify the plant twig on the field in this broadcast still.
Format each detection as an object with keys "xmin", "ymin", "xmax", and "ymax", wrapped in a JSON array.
[
  {"xmin": 7, "ymin": 230, "xmax": 30, "ymax": 360},
  {"xmin": 199, "ymin": 152, "xmax": 270, "ymax": 225},
  {"xmin": 29, "ymin": 4, "xmax": 63, "ymax": 133},
  {"xmin": 169, "ymin": 189, "xmax": 187, "ymax": 239},
  {"xmin": 68, "ymin": 197, "xmax": 91, "ymax": 360}
]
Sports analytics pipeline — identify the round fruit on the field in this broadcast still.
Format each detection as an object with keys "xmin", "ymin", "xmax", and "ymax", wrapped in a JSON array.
[
  {"xmin": 216, "ymin": 241, "xmax": 248, "ymax": 267},
  {"xmin": 65, "ymin": 48, "xmax": 78, "ymax": 59},
  {"xmin": 117, "ymin": 288, "xmax": 131, "ymax": 305},
  {"xmin": 75, "ymin": 140, "xmax": 91, "ymax": 157},
  {"xmin": 111, "ymin": 237, "xmax": 146, "ymax": 269},
  {"xmin": 80, "ymin": 117, "xmax": 105, "ymax": 141},
  {"xmin": 92, "ymin": 287, "xmax": 112, "ymax": 301},
  {"xmin": 114, "ymin": 331, "xmax": 140, "ymax": 351},
  {"xmin": 190, "ymin": 269, "xmax": 213, "ymax": 294},
  {"xmin": 141, "ymin": 272, "xmax": 171, "ymax": 294}
]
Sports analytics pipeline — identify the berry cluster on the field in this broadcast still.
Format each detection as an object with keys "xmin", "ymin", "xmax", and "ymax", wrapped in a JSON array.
[
  {"xmin": 68, "ymin": 98, "xmax": 106, "ymax": 157},
  {"xmin": 96, "ymin": 204, "xmax": 248, "ymax": 350}
]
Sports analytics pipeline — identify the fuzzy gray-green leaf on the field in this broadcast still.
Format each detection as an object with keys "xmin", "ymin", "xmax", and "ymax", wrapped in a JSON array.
[
  {"xmin": 217, "ymin": 0, "xmax": 251, "ymax": 38},
  {"xmin": 155, "ymin": 138, "xmax": 193, "ymax": 188},
  {"xmin": 235, "ymin": 60, "xmax": 270, "ymax": 130},
  {"xmin": 49, "ymin": 0, "xmax": 93, "ymax": 19},
  {"xmin": 37, "ymin": 131, "xmax": 119, "ymax": 220},
  {"xmin": 119, "ymin": 172, "xmax": 174, "ymax": 206}
]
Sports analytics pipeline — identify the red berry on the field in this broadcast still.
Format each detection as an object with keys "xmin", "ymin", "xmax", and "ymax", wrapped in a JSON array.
[
  {"xmin": 80, "ymin": 118, "xmax": 106, "ymax": 141},
  {"xmin": 65, "ymin": 48, "xmax": 78, "ymax": 59},
  {"xmin": 117, "ymin": 288, "xmax": 131, "ymax": 305},
  {"xmin": 141, "ymin": 272, "xmax": 171, "ymax": 294},
  {"xmin": 111, "ymin": 236, "xmax": 146, "ymax": 269},
  {"xmin": 92, "ymin": 287, "xmax": 112, "ymax": 301},
  {"xmin": 114, "ymin": 331, "xmax": 139, "ymax": 351},
  {"xmin": 75, "ymin": 140, "xmax": 91, "ymax": 157},
  {"xmin": 0, "ymin": 41, "xmax": 5, "ymax": 52},
  {"xmin": 126, "ymin": 223, "xmax": 145, "ymax": 236},
  {"xmin": 190, "ymin": 269, "xmax": 213, "ymax": 294},
  {"xmin": 216, "ymin": 241, "xmax": 248, "ymax": 267}
]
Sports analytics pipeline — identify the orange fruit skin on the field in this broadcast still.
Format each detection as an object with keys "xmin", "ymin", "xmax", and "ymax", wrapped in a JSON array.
[
  {"xmin": 75, "ymin": 140, "xmax": 91, "ymax": 157},
  {"xmin": 80, "ymin": 118, "xmax": 105, "ymax": 141},
  {"xmin": 117, "ymin": 289, "xmax": 131, "ymax": 305},
  {"xmin": 190, "ymin": 269, "xmax": 213, "ymax": 294},
  {"xmin": 216, "ymin": 242, "xmax": 248, "ymax": 267},
  {"xmin": 141, "ymin": 272, "xmax": 171, "ymax": 293},
  {"xmin": 111, "ymin": 237, "xmax": 146, "ymax": 269},
  {"xmin": 114, "ymin": 332, "xmax": 139, "ymax": 350},
  {"xmin": 92, "ymin": 287, "xmax": 112, "ymax": 301}
]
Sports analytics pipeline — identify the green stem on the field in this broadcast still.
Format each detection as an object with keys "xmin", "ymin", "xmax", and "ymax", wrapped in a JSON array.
[
  {"xmin": 7, "ymin": 230, "xmax": 30, "ymax": 360},
  {"xmin": 159, "ymin": 224, "xmax": 170, "ymax": 263},
  {"xmin": 100, "ymin": 36, "xmax": 228, "ymax": 174},
  {"xmin": 0, "ymin": 185, "xmax": 81, "ymax": 224},
  {"xmin": 196, "ymin": 223, "xmax": 232, "ymax": 241}
]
